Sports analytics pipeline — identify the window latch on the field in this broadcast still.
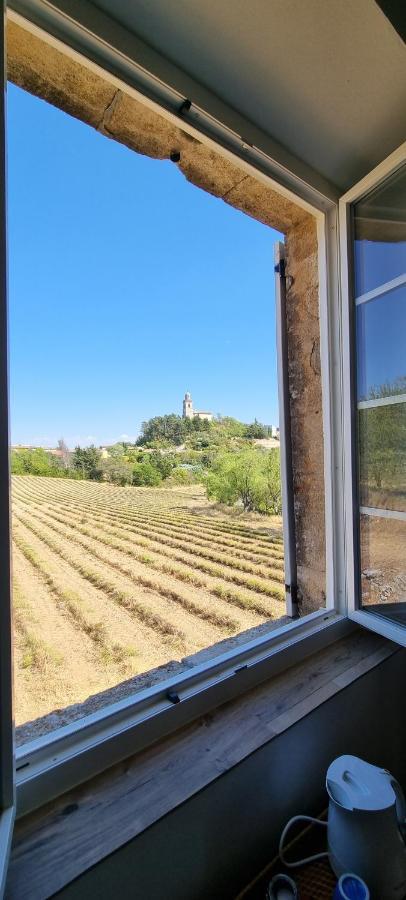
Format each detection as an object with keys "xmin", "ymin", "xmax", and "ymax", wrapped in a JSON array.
[
  {"xmin": 167, "ymin": 690, "xmax": 181, "ymax": 704},
  {"xmin": 275, "ymin": 258, "xmax": 286, "ymax": 277}
]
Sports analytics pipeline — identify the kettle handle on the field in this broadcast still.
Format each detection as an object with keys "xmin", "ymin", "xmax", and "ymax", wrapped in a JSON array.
[{"xmin": 390, "ymin": 776, "xmax": 406, "ymax": 827}]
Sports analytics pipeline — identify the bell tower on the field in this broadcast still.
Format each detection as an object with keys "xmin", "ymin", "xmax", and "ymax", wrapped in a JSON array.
[{"xmin": 183, "ymin": 392, "xmax": 194, "ymax": 419}]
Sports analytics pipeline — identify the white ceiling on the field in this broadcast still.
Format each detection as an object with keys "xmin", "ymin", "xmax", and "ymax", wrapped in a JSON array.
[{"xmin": 88, "ymin": 0, "xmax": 406, "ymax": 191}]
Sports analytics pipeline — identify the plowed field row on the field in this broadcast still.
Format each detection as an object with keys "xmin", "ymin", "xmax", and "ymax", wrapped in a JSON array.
[
  {"xmin": 15, "ymin": 492, "xmax": 284, "ymax": 581},
  {"xmin": 13, "ymin": 477, "xmax": 282, "ymax": 557},
  {"xmin": 12, "ymin": 476, "xmax": 286, "ymax": 742},
  {"xmin": 15, "ymin": 486, "xmax": 284, "ymax": 563},
  {"xmin": 14, "ymin": 476, "xmax": 282, "ymax": 546}
]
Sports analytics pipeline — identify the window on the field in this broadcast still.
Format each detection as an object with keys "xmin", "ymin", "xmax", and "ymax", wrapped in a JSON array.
[
  {"xmin": 3, "ymin": 12, "xmax": 340, "ymax": 823},
  {"xmin": 341, "ymin": 147, "xmax": 406, "ymax": 645},
  {"xmin": 355, "ymin": 167, "xmax": 406, "ymax": 626},
  {"xmin": 9, "ymin": 79, "xmax": 320, "ymax": 749},
  {"xmin": 2, "ymin": 4, "xmax": 396, "ymax": 879}
]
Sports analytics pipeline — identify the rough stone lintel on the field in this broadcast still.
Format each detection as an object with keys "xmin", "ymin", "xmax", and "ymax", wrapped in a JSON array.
[{"xmin": 7, "ymin": 19, "xmax": 326, "ymax": 608}]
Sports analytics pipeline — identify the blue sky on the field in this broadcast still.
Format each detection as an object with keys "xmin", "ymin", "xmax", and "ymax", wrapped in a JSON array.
[{"xmin": 7, "ymin": 83, "xmax": 281, "ymax": 448}]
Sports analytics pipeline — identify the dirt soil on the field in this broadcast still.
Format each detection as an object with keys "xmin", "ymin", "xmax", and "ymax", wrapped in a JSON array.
[{"xmin": 12, "ymin": 476, "xmax": 287, "ymax": 745}]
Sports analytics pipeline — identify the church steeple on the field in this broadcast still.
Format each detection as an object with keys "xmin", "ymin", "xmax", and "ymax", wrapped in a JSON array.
[{"xmin": 183, "ymin": 392, "xmax": 194, "ymax": 419}]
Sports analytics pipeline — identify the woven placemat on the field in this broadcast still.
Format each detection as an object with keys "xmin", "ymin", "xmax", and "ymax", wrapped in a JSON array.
[{"xmin": 293, "ymin": 858, "xmax": 336, "ymax": 899}]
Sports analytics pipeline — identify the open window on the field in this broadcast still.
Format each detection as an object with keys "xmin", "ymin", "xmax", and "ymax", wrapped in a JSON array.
[
  {"xmin": 0, "ymin": 0, "xmax": 384, "ymax": 876},
  {"xmin": 2, "ymin": 5, "xmax": 338, "ymax": 820},
  {"xmin": 340, "ymin": 143, "xmax": 406, "ymax": 646}
]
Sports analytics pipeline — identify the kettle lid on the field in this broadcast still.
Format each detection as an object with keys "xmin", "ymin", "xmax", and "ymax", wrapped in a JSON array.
[{"xmin": 326, "ymin": 755, "xmax": 399, "ymax": 812}]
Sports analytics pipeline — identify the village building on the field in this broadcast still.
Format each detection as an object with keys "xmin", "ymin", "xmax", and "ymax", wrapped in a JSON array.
[{"xmin": 182, "ymin": 392, "xmax": 213, "ymax": 422}]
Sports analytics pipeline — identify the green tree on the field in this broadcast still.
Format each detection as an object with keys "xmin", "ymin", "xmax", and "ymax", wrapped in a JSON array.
[
  {"xmin": 359, "ymin": 402, "xmax": 406, "ymax": 494},
  {"xmin": 138, "ymin": 414, "xmax": 212, "ymax": 447},
  {"xmin": 132, "ymin": 461, "xmax": 162, "ymax": 486},
  {"xmin": 150, "ymin": 451, "xmax": 175, "ymax": 480},
  {"xmin": 101, "ymin": 458, "xmax": 133, "ymax": 486},
  {"xmin": 108, "ymin": 443, "xmax": 127, "ymax": 459},
  {"xmin": 245, "ymin": 419, "xmax": 268, "ymax": 439},
  {"xmin": 259, "ymin": 449, "xmax": 282, "ymax": 515},
  {"xmin": 11, "ymin": 448, "xmax": 66, "ymax": 477},
  {"xmin": 358, "ymin": 377, "xmax": 406, "ymax": 502},
  {"xmin": 168, "ymin": 466, "xmax": 198, "ymax": 485},
  {"xmin": 205, "ymin": 448, "xmax": 281, "ymax": 514},
  {"xmin": 73, "ymin": 446, "xmax": 103, "ymax": 481}
]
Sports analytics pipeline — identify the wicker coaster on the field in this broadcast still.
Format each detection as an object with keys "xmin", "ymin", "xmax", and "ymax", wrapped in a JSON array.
[{"xmin": 293, "ymin": 858, "xmax": 336, "ymax": 899}]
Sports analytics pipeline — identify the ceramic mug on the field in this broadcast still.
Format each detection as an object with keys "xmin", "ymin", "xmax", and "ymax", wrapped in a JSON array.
[{"xmin": 333, "ymin": 873, "xmax": 370, "ymax": 900}]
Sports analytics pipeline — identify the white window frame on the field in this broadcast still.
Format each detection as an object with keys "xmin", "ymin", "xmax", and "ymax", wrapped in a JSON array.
[
  {"xmin": 2, "ymin": 0, "xmax": 357, "ymax": 827},
  {"xmin": 339, "ymin": 141, "xmax": 406, "ymax": 647}
]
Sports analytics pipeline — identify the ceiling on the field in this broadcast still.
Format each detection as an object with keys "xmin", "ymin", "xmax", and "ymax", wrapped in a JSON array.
[{"xmin": 87, "ymin": 0, "xmax": 406, "ymax": 192}]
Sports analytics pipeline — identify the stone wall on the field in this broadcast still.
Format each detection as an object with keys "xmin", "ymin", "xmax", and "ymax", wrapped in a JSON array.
[{"xmin": 7, "ymin": 19, "xmax": 325, "ymax": 609}]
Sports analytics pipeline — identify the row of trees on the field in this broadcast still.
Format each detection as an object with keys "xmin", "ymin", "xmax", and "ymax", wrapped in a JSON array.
[
  {"xmin": 137, "ymin": 414, "xmax": 274, "ymax": 447},
  {"xmin": 11, "ymin": 447, "xmax": 71, "ymax": 478},
  {"xmin": 11, "ymin": 413, "xmax": 283, "ymax": 515},
  {"xmin": 11, "ymin": 444, "xmax": 197, "ymax": 488}
]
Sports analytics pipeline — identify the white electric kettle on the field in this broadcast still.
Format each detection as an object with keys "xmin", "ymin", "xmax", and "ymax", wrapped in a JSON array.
[{"xmin": 326, "ymin": 755, "xmax": 406, "ymax": 900}]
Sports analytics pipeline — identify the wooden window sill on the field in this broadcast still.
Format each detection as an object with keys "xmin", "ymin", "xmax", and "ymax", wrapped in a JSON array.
[{"xmin": 6, "ymin": 629, "xmax": 397, "ymax": 899}]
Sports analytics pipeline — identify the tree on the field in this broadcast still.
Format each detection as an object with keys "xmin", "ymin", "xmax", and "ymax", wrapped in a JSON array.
[
  {"xmin": 205, "ymin": 448, "xmax": 281, "ymax": 514},
  {"xmin": 150, "ymin": 451, "xmax": 175, "ymax": 479},
  {"xmin": 245, "ymin": 419, "xmax": 268, "ymax": 439},
  {"xmin": 108, "ymin": 443, "xmax": 126, "ymax": 459},
  {"xmin": 358, "ymin": 377, "xmax": 406, "ymax": 502},
  {"xmin": 101, "ymin": 458, "xmax": 133, "ymax": 486},
  {"xmin": 73, "ymin": 445, "xmax": 103, "ymax": 481},
  {"xmin": 168, "ymin": 466, "xmax": 197, "ymax": 485},
  {"xmin": 132, "ymin": 461, "xmax": 162, "ymax": 486},
  {"xmin": 11, "ymin": 447, "xmax": 68, "ymax": 478},
  {"xmin": 57, "ymin": 437, "xmax": 71, "ymax": 469},
  {"xmin": 137, "ymin": 414, "xmax": 213, "ymax": 447},
  {"xmin": 359, "ymin": 402, "xmax": 406, "ymax": 495},
  {"xmin": 261, "ymin": 449, "xmax": 282, "ymax": 515}
]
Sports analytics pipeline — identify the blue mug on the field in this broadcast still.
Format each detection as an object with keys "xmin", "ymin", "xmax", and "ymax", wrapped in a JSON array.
[{"xmin": 333, "ymin": 874, "xmax": 370, "ymax": 900}]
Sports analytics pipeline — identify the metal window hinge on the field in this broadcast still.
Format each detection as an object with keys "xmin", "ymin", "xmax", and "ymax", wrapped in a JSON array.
[{"xmin": 286, "ymin": 583, "xmax": 298, "ymax": 605}]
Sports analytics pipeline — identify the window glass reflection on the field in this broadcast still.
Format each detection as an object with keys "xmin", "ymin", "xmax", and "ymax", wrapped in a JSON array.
[
  {"xmin": 359, "ymin": 403, "xmax": 406, "ymax": 513},
  {"xmin": 360, "ymin": 514, "xmax": 406, "ymax": 617},
  {"xmin": 354, "ymin": 165, "xmax": 406, "ymax": 296},
  {"xmin": 354, "ymin": 163, "xmax": 406, "ymax": 630},
  {"xmin": 356, "ymin": 285, "xmax": 406, "ymax": 401}
]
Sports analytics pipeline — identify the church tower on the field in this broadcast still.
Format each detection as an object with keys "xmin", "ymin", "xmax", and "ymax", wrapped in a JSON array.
[{"xmin": 183, "ymin": 392, "xmax": 194, "ymax": 419}]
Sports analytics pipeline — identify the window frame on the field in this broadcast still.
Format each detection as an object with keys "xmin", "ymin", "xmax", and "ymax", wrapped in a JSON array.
[
  {"xmin": 6, "ymin": 1, "xmax": 352, "ymax": 819},
  {"xmin": 0, "ymin": 0, "xmax": 16, "ymax": 888},
  {"xmin": 275, "ymin": 241, "xmax": 298, "ymax": 618},
  {"xmin": 339, "ymin": 141, "xmax": 406, "ymax": 647}
]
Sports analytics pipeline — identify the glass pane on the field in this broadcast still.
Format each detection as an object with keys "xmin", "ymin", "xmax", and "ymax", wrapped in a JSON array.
[
  {"xmin": 356, "ymin": 284, "xmax": 406, "ymax": 401},
  {"xmin": 360, "ymin": 514, "xmax": 406, "ymax": 622},
  {"xmin": 353, "ymin": 163, "xmax": 406, "ymax": 634},
  {"xmin": 358, "ymin": 402, "xmax": 406, "ymax": 512},
  {"xmin": 354, "ymin": 165, "xmax": 406, "ymax": 297}
]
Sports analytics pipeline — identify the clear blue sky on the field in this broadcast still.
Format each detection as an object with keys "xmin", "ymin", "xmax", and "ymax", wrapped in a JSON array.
[{"xmin": 7, "ymin": 83, "xmax": 282, "ymax": 448}]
